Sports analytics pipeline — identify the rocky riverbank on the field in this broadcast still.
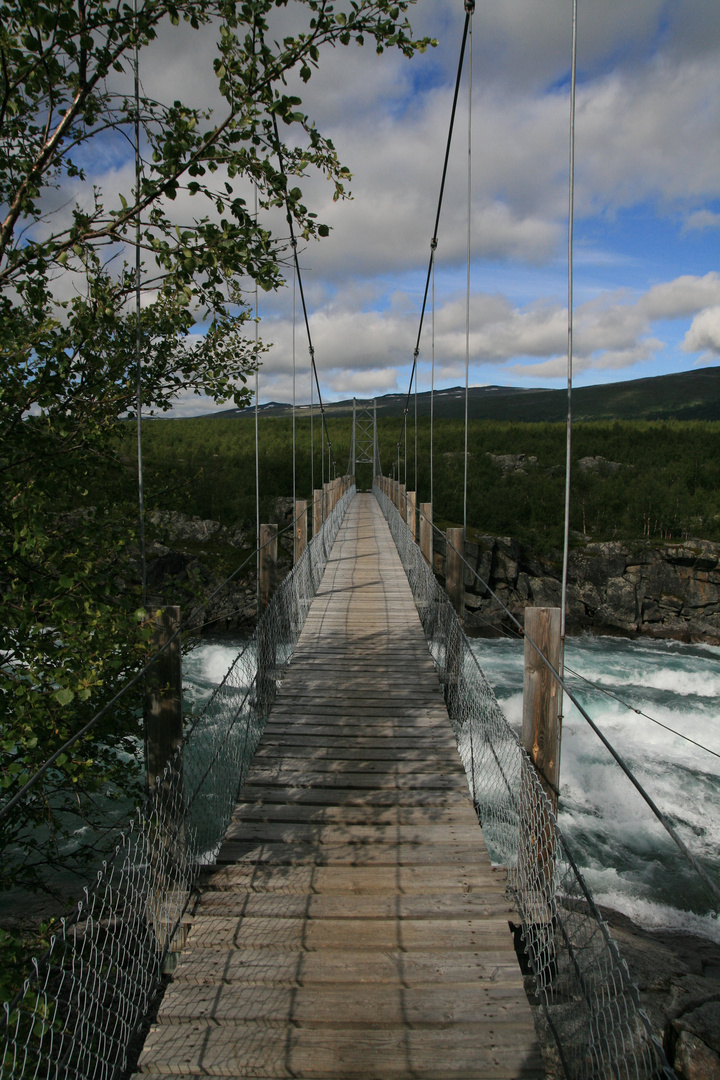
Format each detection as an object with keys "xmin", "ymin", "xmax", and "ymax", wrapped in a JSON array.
[
  {"xmin": 526, "ymin": 907, "xmax": 720, "ymax": 1080},
  {"xmin": 144, "ymin": 507, "xmax": 293, "ymax": 634},
  {"xmin": 145, "ymin": 508, "xmax": 720, "ymax": 645},
  {"xmin": 596, "ymin": 909, "xmax": 720, "ymax": 1079},
  {"xmin": 435, "ymin": 532, "xmax": 720, "ymax": 645}
]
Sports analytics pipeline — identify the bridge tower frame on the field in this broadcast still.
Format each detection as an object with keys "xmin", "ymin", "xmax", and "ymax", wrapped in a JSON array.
[{"xmin": 350, "ymin": 397, "xmax": 380, "ymax": 482}]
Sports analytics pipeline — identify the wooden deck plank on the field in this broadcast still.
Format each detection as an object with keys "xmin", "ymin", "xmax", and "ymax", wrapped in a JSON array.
[
  {"xmin": 136, "ymin": 493, "xmax": 542, "ymax": 1080},
  {"xmin": 137, "ymin": 1024, "xmax": 543, "ymax": 1078}
]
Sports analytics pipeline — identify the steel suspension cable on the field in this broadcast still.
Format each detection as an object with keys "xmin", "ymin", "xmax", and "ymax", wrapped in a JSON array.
[
  {"xmin": 254, "ymin": 186, "xmax": 261, "ymax": 614},
  {"xmin": 563, "ymin": 664, "xmax": 720, "ymax": 763},
  {"xmin": 133, "ymin": 1, "xmax": 146, "ymax": 611},
  {"xmin": 430, "ymin": 243, "xmax": 436, "ymax": 508},
  {"xmin": 414, "ymin": 360, "xmax": 418, "ymax": 493},
  {"xmin": 557, "ymin": 0, "xmax": 579, "ymax": 791},
  {"xmin": 270, "ymin": 113, "xmax": 338, "ymax": 480},
  {"xmin": 560, "ymin": 2, "xmax": 578, "ymax": 683},
  {"xmin": 292, "ymin": 263, "xmax": 296, "ymax": 514},
  {"xmin": 463, "ymin": 7, "xmax": 473, "ymax": 537},
  {"xmin": 394, "ymin": 1, "xmax": 475, "ymax": 475}
]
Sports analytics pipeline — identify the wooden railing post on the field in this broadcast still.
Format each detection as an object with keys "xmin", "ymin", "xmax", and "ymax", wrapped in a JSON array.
[
  {"xmin": 323, "ymin": 482, "xmax": 331, "ymax": 521},
  {"xmin": 446, "ymin": 527, "xmax": 465, "ymax": 623},
  {"xmin": 313, "ymin": 489, "xmax": 323, "ymax": 537},
  {"xmin": 407, "ymin": 491, "xmax": 417, "ymax": 541},
  {"xmin": 144, "ymin": 605, "xmax": 185, "ymax": 963},
  {"xmin": 259, "ymin": 523, "xmax": 277, "ymax": 612},
  {"xmin": 145, "ymin": 605, "xmax": 183, "ymax": 794},
  {"xmin": 420, "ymin": 503, "xmax": 433, "ymax": 568},
  {"xmin": 520, "ymin": 606, "xmax": 562, "ymax": 982},
  {"xmin": 257, "ymin": 523, "xmax": 278, "ymax": 715},
  {"xmin": 294, "ymin": 500, "xmax": 308, "ymax": 564},
  {"xmin": 522, "ymin": 607, "xmax": 562, "ymax": 811},
  {"xmin": 398, "ymin": 483, "xmax": 406, "ymax": 522}
]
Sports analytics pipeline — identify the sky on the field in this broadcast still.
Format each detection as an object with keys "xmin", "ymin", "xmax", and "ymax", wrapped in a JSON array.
[{"xmin": 130, "ymin": 1, "xmax": 720, "ymax": 412}]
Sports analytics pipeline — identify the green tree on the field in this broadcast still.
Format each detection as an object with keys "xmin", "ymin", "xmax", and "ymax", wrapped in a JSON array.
[{"xmin": 0, "ymin": 0, "xmax": 430, "ymax": 899}]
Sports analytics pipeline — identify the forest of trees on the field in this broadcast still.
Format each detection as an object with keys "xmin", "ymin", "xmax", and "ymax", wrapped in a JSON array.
[{"xmin": 126, "ymin": 415, "xmax": 720, "ymax": 551}]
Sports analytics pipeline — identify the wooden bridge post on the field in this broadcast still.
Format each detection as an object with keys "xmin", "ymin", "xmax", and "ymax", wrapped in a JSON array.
[
  {"xmin": 313, "ymin": 489, "xmax": 323, "ymax": 537},
  {"xmin": 323, "ymin": 482, "xmax": 331, "ymax": 521},
  {"xmin": 407, "ymin": 491, "xmax": 417, "ymax": 541},
  {"xmin": 522, "ymin": 607, "xmax": 562, "ymax": 810},
  {"xmin": 294, "ymin": 500, "xmax": 308, "ymax": 564},
  {"xmin": 445, "ymin": 528, "xmax": 465, "ymax": 623},
  {"xmin": 144, "ymin": 605, "xmax": 186, "ymax": 964},
  {"xmin": 520, "ymin": 606, "xmax": 562, "ymax": 982},
  {"xmin": 420, "ymin": 503, "xmax": 433, "ymax": 568},
  {"xmin": 259, "ymin": 524, "xmax": 277, "ymax": 612},
  {"xmin": 398, "ymin": 483, "xmax": 406, "ymax": 522},
  {"xmin": 145, "ymin": 605, "xmax": 183, "ymax": 794},
  {"xmin": 257, "ymin": 524, "xmax": 278, "ymax": 716}
]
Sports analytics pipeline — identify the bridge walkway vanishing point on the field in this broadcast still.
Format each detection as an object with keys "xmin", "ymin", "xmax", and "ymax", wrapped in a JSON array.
[{"xmin": 136, "ymin": 493, "xmax": 544, "ymax": 1079}]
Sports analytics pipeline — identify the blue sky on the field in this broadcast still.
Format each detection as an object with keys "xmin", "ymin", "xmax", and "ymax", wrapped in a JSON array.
[{"xmin": 102, "ymin": 0, "xmax": 720, "ymax": 411}]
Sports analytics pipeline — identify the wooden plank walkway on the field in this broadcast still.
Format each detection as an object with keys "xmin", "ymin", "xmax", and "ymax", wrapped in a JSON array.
[{"xmin": 136, "ymin": 493, "xmax": 544, "ymax": 1079}]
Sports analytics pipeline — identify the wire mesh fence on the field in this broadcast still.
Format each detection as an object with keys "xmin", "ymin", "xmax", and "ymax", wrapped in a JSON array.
[
  {"xmin": 373, "ymin": 481, "xmax": 675, "ymax": 1080},
  {"xmin": 1, "ymin": 483, "xmax": 355, "ymax": 1080}
]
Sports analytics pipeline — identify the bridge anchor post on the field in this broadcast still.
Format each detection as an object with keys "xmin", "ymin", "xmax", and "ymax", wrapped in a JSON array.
[
  {"xmin": 144, "ymin": 605, "xmax": 187, "ymax": 968},
  {"xmin": 445, "ymin": 527, "xmax": 465, "ymax": 624},
  {"xmin": 518, "ymin": 606, "xmax": 562, "ymax": 988},
  {"xmin": 522, "ymin": 606, "xmax": 561, "ymax": 810},
  {"xmin": 313, "ymin": 489, "xmax": 323, "ymax": 537},
  {"xmin": 257, "ymin": 524, "xmax": 278, "ymax": 713},
  {"xmin": 407, "ymin": 491, "xmax": 417, "ymax": 541},
  {"xmin": 294, "ymin": 500, "xmax": 308, "ymax": 564},
  {"xmin": 420, "ymin": 503, "xmax": 433, "ymax": 568}
]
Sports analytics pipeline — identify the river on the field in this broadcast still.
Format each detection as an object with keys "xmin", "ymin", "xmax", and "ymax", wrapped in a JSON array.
[{"xmin": 469, "ymin": 634, "xmax": 720, "ymax": 941}]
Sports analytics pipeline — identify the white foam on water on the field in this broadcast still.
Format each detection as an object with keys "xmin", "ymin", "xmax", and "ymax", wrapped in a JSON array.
[
  {"xmin": 470, "ymin": 634, "xmax": 720, "ymax": 939},
  {"xmin": 185, "ymin": 641, "xmax": 245, "ymax": 685},
  {"xmin": 591, "ymin": 883, "xmax": 720, "ymax": 944},
  {"xmin": 183, "ymin": 638, "xmax": 250, "ymax": 709}
]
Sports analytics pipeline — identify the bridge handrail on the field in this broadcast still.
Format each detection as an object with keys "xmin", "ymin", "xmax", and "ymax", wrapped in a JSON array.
[
  {"xmin": 1, "ymin": 482, "xmax": 356, "ymax": 1080},
  {"xmin": 373, "ymin": 481, "xmax": 675, "ymax": 1080}
]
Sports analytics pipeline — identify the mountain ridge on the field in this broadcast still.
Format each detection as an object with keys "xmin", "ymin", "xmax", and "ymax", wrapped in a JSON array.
[{"xmin": 211, "ymin": 365, "xmax": 720, "ymax": 423}]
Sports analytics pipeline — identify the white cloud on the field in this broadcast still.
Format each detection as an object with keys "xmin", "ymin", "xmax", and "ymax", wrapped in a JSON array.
[
  {"xmin": 18, "ymin": 0, "xmax": 720, "ymax": 413},
  {"xmin": 683, "ymin": 210, "xmax": 720, "ymax": 232},
  {"xmin": 683, "ymin": 306, "xmax": 720, "ymax": 356},
  {"xmin": 248, "ymin": 270, "xmax": 720, "ymax": 397}
]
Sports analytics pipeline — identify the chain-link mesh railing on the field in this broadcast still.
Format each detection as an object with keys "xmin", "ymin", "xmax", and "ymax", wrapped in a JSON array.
[
  {"xmin": 373, "ymin": 482, "xmax": 674, "ymax": 1080},
  {"xmin": 1, "ymin": 483, "xmax": 356, "ymax": 1080}
]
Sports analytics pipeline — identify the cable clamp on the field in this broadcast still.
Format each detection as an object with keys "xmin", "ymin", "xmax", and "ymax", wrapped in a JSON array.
[
  {"xmin": 413, "ymin": 347, "xmax": 419, "ymax": 360},
  {"xmin": 290, "ymin": 237, "xmax": 297, "ymax": 248},
  {"xmin": 464, "ymin": 0, "xmax": 475, "ymax": 12},
  {"xmin": 430, "ymin": 237, "xmax": 438, "ymax": 250}
]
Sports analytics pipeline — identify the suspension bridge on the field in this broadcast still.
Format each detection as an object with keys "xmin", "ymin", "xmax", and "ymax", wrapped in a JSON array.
[
  {"xmin": 2, "ymin": 464, "xmax": 681, "ymax": 1080},
  {"xmin": 136, "ymin": 492, "xmax": 543, "ymax": 1079},
  {"xmin": 4, "ymin": 1, "xmax": 713, "ymax": 1076}
]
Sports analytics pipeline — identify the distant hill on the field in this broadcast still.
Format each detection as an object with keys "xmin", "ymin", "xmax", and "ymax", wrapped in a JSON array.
[{"xmin": 213, "ymin": 365, "xmax": 720, "ymax": 423}]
